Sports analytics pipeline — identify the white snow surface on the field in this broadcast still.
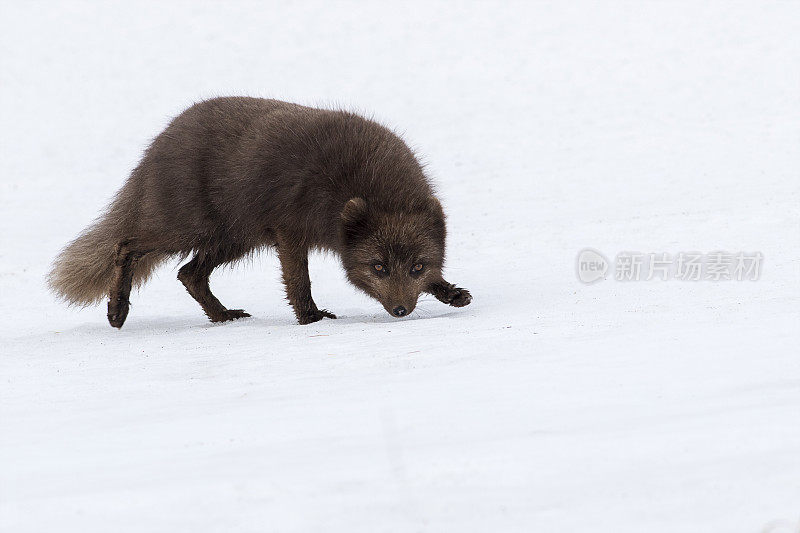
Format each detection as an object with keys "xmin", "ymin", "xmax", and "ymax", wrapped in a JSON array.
[{"xmin": 1, "ymin": 2, "xmax": 799, "ymax": 532}]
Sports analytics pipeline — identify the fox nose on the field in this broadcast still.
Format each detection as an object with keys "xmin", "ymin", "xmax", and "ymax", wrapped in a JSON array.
[{"xmin": 392, "ymin": 306, "xmax": 407, "ymax": 317}]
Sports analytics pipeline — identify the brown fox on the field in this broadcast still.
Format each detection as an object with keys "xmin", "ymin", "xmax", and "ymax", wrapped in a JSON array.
[{"xmin": 48, "ymin": 97, "xmax": 472, "ymax": 328}]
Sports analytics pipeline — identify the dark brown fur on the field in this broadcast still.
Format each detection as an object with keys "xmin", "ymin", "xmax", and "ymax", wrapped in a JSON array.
[{"xmin": 48, "ymin": 97, "xmax": 471, "ymax": 327}]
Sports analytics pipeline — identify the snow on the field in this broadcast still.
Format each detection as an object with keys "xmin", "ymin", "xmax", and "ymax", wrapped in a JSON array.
[{"xmin": 1, "ymin": 1, "xmax": 799, "ymax": 531}]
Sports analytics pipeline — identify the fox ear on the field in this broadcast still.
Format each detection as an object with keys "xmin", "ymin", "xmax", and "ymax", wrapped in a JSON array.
[
  {"xmin": 340, "ymin": 197, "xmax": 368, "ymax": 242},
  {"xmin": 341, "ymin": 197, "xmax": 367, "ymax": 224},
  {"xmin": 426, "ymin": 196, "xmax": 446, "ymax": 243},
  {"xmin": 426, "ymin": 195, "xmax": 444, "ymax": 218}
]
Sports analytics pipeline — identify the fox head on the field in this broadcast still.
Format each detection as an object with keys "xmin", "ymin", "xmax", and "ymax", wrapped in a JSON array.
[{"xmin": 339, "ymin": 196, "xmax": 446, "ymax": 318}]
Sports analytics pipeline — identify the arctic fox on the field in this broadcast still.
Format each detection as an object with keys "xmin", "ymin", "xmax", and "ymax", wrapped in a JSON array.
[{"xmin": 49, "ymin": 97, "xmax": 472, "ymax": 328}]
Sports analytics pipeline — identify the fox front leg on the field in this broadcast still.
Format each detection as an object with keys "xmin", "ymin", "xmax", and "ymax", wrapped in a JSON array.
[
  {"xmin": 275, "ymin": 234, "xmax": 336, "ymax": 325},
  {"xmin": 427, "ymin": 279, "xmax": 472, "ymax": 308}
]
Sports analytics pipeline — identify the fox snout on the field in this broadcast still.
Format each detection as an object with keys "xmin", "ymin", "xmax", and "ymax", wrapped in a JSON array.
[
  {"xmin": 379, "ymin": 295, "xmax": 417, "ymax": 318},
  {"xmin": 385, "ymin": 301, "xmax": 416, "ymax": 318}
]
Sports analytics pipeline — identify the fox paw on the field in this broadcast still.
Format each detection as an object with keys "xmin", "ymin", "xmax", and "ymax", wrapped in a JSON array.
[
  {"xmin": 446, "ymin": 287, "xmax": 472, "ymax": 307},
  {"xmin": 107, "ymin": 299, "xmax": 130, "ymax": 329},
  {"xmin": 210, "ymin": 309, "xmax": 251, "ymax": 323},
  {"xmin": 298, "ymin": 309, "xmax": 337, "ymax": 325}
]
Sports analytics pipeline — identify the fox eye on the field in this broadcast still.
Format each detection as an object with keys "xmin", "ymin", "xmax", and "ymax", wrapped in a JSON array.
[
  {"xmin": 373, "ymin": 264, "xmax": 385, "ymax": 272},
  {"xmin": 411, "ymin": 263, "xmax": 424, "ymax": 274}
]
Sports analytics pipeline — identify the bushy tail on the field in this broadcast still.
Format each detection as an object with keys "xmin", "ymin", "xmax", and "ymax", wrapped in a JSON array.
[{"xmin": 47, "ymin": 212, "xmax": 166, "ymax": 306}]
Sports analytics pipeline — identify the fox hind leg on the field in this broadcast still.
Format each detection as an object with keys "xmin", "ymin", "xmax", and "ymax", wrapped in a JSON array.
[
  {"xmin": 178, "ymin": 252, "xmax": 251, "ymax": 323},
  {"xmin": 107, "ymin": 242, "xmax": 146, "ymax": 328}
]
